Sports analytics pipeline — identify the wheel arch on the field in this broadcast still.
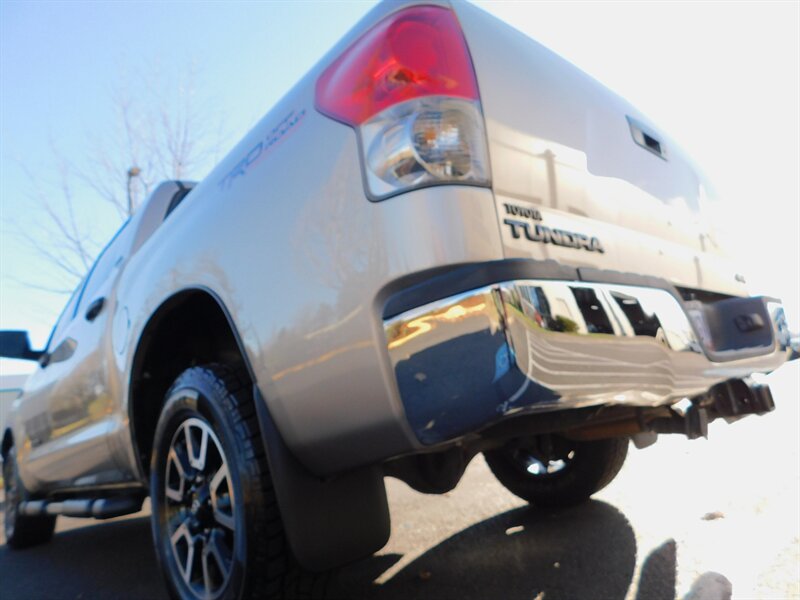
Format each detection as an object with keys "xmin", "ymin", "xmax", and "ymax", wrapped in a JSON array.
[
  {"xmin": 128, "ymin": 287, "xmax": 253, "ymax": 479},
  {"xmin": 128, "ymin": 287, "xmax": 389, "ymax": 572}
]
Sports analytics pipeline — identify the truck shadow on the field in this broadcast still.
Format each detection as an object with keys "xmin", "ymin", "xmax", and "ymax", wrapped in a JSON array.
[
  {"xmin": 339, "ymin": 500, "xmax": 638, "ymax": 600},
  {"xmin": 0, "ymin": 501, "xmax": 731, "ymax": 600},
  {"xmin": 340, "ymin": 500, "xmax": 732, "ymax": 600}
]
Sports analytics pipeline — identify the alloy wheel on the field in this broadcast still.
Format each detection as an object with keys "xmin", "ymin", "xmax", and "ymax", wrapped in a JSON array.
[{"xmin": 164, "ymin": 417, "xmax": 236, "ymax": 599}]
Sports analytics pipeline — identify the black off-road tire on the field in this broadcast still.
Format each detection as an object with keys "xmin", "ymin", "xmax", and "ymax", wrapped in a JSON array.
[
  {"xmin": 2, "ymin": 446, "xmax": 57, "ymax": 549},
  {"xmin": 150, "ymin": 365, "xmax": 329, "ymax": 600},
  {"xmin": 484, "ymin": 435, "xmax": 628, "ymax": 508}
]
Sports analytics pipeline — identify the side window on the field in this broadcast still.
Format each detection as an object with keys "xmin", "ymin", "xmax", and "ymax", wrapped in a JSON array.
[
  {"xmin": 46, "ymin": 281, "xmax": 84, "ymax": 350},
  {"xmin": 42, "ymin": 220, "xmax": 134, "ymax": 353},
  {"xmin": 129, "ymin": 183, "xmax": 194, "ymax": 258},
  {"xmin": 77, "ymin": 220, "xmax": 133, "ymax": 314},
  {"xmin": 164, "ymin": 186, "xmax": 192, "ymax": 220}
]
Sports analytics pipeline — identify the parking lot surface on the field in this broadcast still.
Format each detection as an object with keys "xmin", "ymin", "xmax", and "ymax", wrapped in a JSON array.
[{"xmin": 1, "ymin": 363, "xmax": 797, "ymax": 599}]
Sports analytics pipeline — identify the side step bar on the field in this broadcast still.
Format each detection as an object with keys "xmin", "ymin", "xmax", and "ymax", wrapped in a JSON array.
[{"xmin": 20, "ymin": 495, "xmax": 144, "ymax": 520}]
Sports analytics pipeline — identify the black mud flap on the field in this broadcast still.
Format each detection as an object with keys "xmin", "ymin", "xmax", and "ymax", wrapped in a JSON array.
[{"xmin": 252, "ymin": 386, "xmax": 390, "ymax": 572}]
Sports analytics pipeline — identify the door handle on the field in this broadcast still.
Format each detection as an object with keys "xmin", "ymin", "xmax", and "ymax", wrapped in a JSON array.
[{"xmin": 85, "ymin": 297, "xmax": 106, "ymax": 321}]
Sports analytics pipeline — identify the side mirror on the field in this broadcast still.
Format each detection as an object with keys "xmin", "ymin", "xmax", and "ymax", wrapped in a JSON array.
[{"xmin": 0, "ymin": 330, "xmax": 44, "ymax": 361}]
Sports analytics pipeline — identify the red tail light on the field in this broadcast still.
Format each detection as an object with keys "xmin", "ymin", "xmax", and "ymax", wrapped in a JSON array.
[{"xmin": 315, "ymin": 5, "xmax": 480, "ymax": 126}]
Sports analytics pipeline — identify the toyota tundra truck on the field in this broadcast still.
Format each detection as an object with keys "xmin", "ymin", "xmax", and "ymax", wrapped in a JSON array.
[{"xmin": 1, "ymin": 2, "xmax": 794, "ymax": 599}]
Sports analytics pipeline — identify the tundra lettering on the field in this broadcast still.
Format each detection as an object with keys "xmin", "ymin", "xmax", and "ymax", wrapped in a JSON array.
[{"xmin": 503, "ymin": 218, "xmax": 605, "ymax": 253}]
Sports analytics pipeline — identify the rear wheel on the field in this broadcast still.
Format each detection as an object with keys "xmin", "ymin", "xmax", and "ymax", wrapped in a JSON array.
[
  {"xmin": 150, "ymin": 365, "xmax": 328, "ymax": 600},
  {"xmin": 484, "ymin": 434, "xmax": 628, "ymax": 508},
  {"xmin": 2, "ymin": 446, "xmax": 57, "ymax": 549}
]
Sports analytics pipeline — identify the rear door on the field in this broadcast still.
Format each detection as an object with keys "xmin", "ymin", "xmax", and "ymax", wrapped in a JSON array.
[{"xmin": 18, "ymin": 222, "xmax": 134, "ymax": 490}]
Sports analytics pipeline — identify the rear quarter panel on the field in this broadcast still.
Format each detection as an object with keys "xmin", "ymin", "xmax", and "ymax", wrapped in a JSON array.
[{"xmin": 112, "ymin": 37, "xmax": 503, "ymax": 476}]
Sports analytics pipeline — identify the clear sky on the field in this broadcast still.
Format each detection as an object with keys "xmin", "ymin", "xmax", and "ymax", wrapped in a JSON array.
[{"xmin": 1, "ymin": 1, "xmax": 798, "ymax": 375}]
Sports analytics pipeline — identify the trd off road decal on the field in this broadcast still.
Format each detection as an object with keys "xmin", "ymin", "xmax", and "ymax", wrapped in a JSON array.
[
  {"xmin": 502, "ymin": 202, "xmax": 604, "ymax": 253},
  {"xmin": 219, "ymin": 109, "xmax": 307, "ymax": 190}
]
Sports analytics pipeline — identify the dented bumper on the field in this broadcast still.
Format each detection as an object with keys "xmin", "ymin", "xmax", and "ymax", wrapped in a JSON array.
[{"xmin": 384, "ymin": 278, "xmax": 790, "ymax": 445}]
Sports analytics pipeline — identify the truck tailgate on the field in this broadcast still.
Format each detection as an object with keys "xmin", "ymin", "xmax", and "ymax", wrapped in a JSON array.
[{"xmin": 453, "ymin": 1, "xmax": 745, "ymax": 297}]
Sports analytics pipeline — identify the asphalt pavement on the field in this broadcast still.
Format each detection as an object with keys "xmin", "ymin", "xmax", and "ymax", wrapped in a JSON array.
[{"xmin": 1, "ymin": 362, "xmax": 798, "ymax": 599}]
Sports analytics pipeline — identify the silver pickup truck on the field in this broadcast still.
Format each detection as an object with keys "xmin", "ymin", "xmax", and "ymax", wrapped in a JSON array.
[{"xmin": 1, "ymin": 1, "xmax": 794, "ymax": 599}]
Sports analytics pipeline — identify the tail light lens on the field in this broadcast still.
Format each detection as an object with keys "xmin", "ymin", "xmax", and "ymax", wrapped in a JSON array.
[{"xmin": 315, "ymin": 5, "xmax": 490, "ymax": 200}]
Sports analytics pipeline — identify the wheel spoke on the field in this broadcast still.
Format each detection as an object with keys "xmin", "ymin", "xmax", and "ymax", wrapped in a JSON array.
[
  {"xmin": 170, "ymin": 520, "xmax": 196, "ymax": 585},
  {"xmin": 170, "ymin": 447, "xmax": 188, "ymax": 478},
  {"xmin": 185, "ymin": 421, "xmax": 209, "ymax": 471},
  {"xmin": 165, "ymin": 486, "xmax": 184, "ymax": 503},
  {"xmin": 207, "ymin": 529, "xmax": 232, "ymax": 577},
  {"xmin": 210, "ymin": 464, "xmax": 235, "ymax": 530},
  {"xmin": 209, "ymin": 463, "xmax": 228, "ymax": 494},
  {"xmin": 166, "ymin": 447, "xmax": 191, "ymax": 502},
  {"xmin": 201, "ymin": 551, "xmax": 214, "ymax": 596},
  {"xmin": 214, "ymin": 506, "xmax": 236, "ymax": 531},
  {"xmin": 213, "ymin": 506, "xmax": 235, "ymax": 531}
]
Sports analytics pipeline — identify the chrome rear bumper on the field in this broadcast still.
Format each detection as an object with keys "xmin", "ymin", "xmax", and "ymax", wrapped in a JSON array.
[{"xmin": 384, "ymin": 280, "xmax": 790, "ymax": 444}]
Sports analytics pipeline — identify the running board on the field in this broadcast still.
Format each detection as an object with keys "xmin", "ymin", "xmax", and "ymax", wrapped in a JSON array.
[{"xmin": 19, "ymin": 495, "xmax": 143, "ymax": 520}]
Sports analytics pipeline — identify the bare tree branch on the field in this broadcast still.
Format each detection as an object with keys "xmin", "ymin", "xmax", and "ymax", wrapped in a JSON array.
[
  {"xmin": 5, "ymin": 274, "xmax": 76, "ymax": 295},
  {"xmin": 5, "ymin": 62, "xmax": 226, "ymax": 296}
]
